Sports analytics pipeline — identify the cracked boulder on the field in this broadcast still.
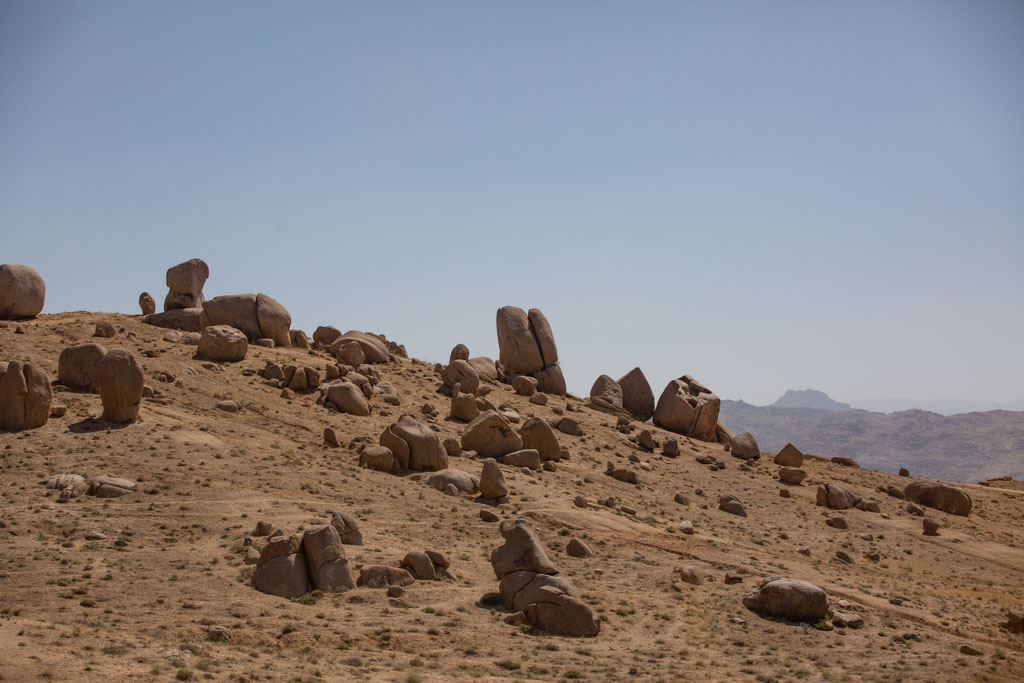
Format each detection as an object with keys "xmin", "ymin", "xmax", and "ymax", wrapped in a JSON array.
[
  {"xmin": 461, "ymin": 410, "xmax": 523, "ymax": 458},
  {"xmin": 380, "ymin": 414, "xmax": 448, "ymax": 471},
  {"xmin": 652, "ymin": 375, "xmax": 720, "ymax": 442},
  {"xmin": 200, "ymin": 293, "xmax": 291, "ymax": 347},
  {"xmin": 495, "ymin": 306, "xmax": 566, "ymax": 395},
  {"xmin": 0, "ymin": 361, "xmax": 51, "ymax": 431}
]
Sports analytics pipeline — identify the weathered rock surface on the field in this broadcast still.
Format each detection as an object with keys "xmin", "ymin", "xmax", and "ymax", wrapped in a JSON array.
[
  {"xmin": 495, "ymin": 306, "xmax": 565, "ymax": 395},
  {"xmin": 139, "ymin": 292, "xmax": 156, "ymax": 316},
  {"xmin": 731, "ymin": 432, "xmax": 761, "ymax": 460},
  {"xmin": 518, "ymin": 417, "xmax": 561, "ymax": 462},
  {"xmin": 58, "ymin": 343, "xmax": 108, "ymax": 392},
  {"xmin": 653, "ymin": 375, "xmax": 720, "ymax": 441},
  {"xmin": 904, "ymin": 481, "xmax": 972, "ymax": 517},
  {"xmin": 617, "ymin": 367, "xmax": 655, "ymax": 421},
  {"xmin": 462, "ymin": 410, "xmax": 523, "ymax": 458},
  {"xmin": 742, "ymin": 577, "xmax": 829, "ymax": 621},
  {"xmin": 380, "ymin": 414, "xmax": 448, "ymax": 471},
  {"xmin": 197, "ymin": 325, "xmax": 248, "ymax": 362},
  {"xmin": 0, "ymin": 264, "xmax": 45, "ymax": 319},
  {"xmin": 95, "ymin": 349, "xmax": 144, "ymax": 423},
  {"xmin": 588, "ymin": 375, "xmax": 631, "ymax": 418},
  {"xmin": 200, "ymin": 293, "xmax": 291, "ymax": 347},
  {"xmin": 816, "ymin": 483, "xmax": 861, "ymax": 510},
  {"xmin": 163, "ymin": 258, "xmax": 208, "ymax": 312}
]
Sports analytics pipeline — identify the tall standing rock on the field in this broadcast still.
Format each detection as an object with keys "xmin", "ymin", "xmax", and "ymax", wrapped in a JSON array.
[
  {"xmin": 138, "ymin": 292, "xmax": 156, "ymax": 316},
  {"xmin": 95, "ymin": 349, "xmax": 144, "ymax": 423},
  {"xmin": 163, "ymin": 258, "xmax": 209, "ymax": 312},
  {"xmin": 0, "ymin": 264, "xmax": 46, "ymax": 319},
  {"xmin": 0, "ymin": 361, "xmax": 51, "ymax": 431},
  {"xmin": 653, "ymin": 375, "xmax": 721, "ymax": 442},
  {"xmin": 617, "ymin": 367, "xmax": 655, "ymax": 421},
  {"xmin": 495, "ymin": 306, "xmax": 565, "ymax": 395}
]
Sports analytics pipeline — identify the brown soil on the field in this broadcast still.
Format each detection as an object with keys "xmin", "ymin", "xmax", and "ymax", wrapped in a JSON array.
[{"xmin": 1, "ymin": 312, "xmax": 1022, "ymax": 682}]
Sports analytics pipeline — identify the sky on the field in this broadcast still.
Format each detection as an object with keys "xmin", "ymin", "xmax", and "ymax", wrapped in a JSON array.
[{"xmin": 1, "ymin": 1, "xmax": 1022, "ymax": 406}]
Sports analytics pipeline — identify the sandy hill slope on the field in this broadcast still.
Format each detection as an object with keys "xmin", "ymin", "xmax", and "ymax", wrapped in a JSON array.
[
  {"xmin": 1, "ymin": 312, "xmax": 1023, "ymax": 682},
  {"xmin": 720, "ymin": 400, "xmax": 1024, "ymax": 483}
]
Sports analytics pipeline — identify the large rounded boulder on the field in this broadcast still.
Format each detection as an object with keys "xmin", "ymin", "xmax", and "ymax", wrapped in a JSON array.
[
  {"xmin": 0, "ymin": 264, "xmax": 45, "ymax": 319},
  {"xmin": 617, "ymin": 367, "xmax": 655, "ymax": 421},
  {"xmin": 904, "ymin": 481, "xmax": 972, "ymax": 517},
  {"xmin": 58, "ymin": 343, "xmax": 108, "ymax": 392},
  {"xmin": 95, "ymin": 349, "xmax": 145, "ymax": 423},
  {"xmin": 652, "ymin": 375, "xmax": 721, "ymax": 442},
  {"xmin": 197, "ymin": 325, "xmax": 248, "ymax": 362},
  {"xmin": 461, "ymin": 411, "xmax": 523, "ymax": 458},
  {"xmin": 0, "ymin": 361, "xmax": 51, "ymax": 431},
  {"xmin": 742, "ymin": 577, "xmax": 829, "ymax": 622},
  {"xmin": 200, "ymin": 293, "xmax": 292, "ymax": 347},
  {"xmin": 380, "ymin": 415, "xmax": 448, "ymax": 472},
  {"xmin": 163, "ymin": 258, "xmax": 209, "ymax": 312}
]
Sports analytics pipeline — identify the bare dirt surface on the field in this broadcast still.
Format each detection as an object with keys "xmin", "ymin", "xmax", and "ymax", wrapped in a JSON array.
[{"xmin": 2, "ymin": 312, "xmax": 1022, "ymax": 682}]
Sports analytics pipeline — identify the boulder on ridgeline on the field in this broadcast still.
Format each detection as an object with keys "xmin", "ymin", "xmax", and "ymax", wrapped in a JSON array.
[
  {"xmin": 450, "ymin": 344, "xmax": 470, "ymax": 362},
  {"xmin": 617, "ymin": 367, "xmax": 655, "ymax": 421},
  {"xmin": 495, "ymin": 306, "xmax": 566, "ymax": 395},
  {"xmin": 200, "ymin": 293, "xmax": 291, "ymax": 347},
  {"xmin": 328, "ymin": 331, "xmax": 390, "ymax": 364},
  {"xmin": 904, "ymin": 481, "xmax": 972, "ymax": 517},
  {"xmin": 0, "ymin": 264, "xmax": 45, "ymax": 319},
  {"xmin": 742, "ymin": 577, "xmax": 829, "ymax": 622},
  {"xmin": 0, "ymin": 361, "xmax": 51, "ymax": 431},
  {"xmin": 588, "ymin": 375, "xmax": 631, "ymax": 418},
  {"xmin": 95, "ymin": 349, "xmax": 144, "ymax": 423},
  {"xmin": 652, "ymin": 375, "xmax": 720, "ymax": 442},
  {"xmin": 163, "ymin": 258, "xmax": 209, "ymax": 312}
]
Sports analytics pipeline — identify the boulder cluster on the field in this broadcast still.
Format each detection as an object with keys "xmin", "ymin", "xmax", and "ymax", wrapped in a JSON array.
[
  {"xmin": 588, "ymin": 367, "xmax": 655, "ymax": 421},
  {"xmin": 495, "ymin": 306, "xmax": 565, "ymax": 395},
  {"xmin": 252, "ymin": 512, "xmax": 362, "ymax": 598},
  {"xmin": 484, "ymin": 518, "xmax": 599, "ymax": 637},
  {"xmin": 41, "ymin": 473, "xmax": 137, "ymax": 499},
  {"xmin": 358, "ymin": 415, "xmax": 448, "ymax": 473}
]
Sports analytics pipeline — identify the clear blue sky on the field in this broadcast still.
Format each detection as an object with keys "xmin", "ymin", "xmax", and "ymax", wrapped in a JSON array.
[{"xmin": 2, "ymin": 1, "xmax": 1022, "ymax": 405}]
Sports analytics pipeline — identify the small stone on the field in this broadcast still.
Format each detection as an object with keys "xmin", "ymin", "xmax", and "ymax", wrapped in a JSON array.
[
  {"xmin": 835, "ymin": 550, "xmax": 854, "ymax": 564},
  {"xmin": 678, "ymin": 566, "xmax": 704, "ymax": 585},
  {"xmin": 479, "ymin": 509, "xmax": 499, "ymax": 523},
  {"xmin": 206, "ymin": 626, "xmax": 233, "ymax": 643},
  {"xmin": 387, "ymin": 585, "xmax": 406, "ymax": 598},
  {"xmin": 724, "ymin": 572, "xmax": 743, "ymax": 584},
  {"xmin": 826, "ymin": 517, "xmax": 848, "ymax": 530},
  {"xmin": 923, "ymin": 518, "xmax": 940, "ymax": 536},
  {"xmin": 84, "ymin": 531, "xmax": 106, "ymax": 541}
]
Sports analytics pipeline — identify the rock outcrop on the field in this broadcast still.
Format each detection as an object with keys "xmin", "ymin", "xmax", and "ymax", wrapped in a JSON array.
[
  {"xmin": 57, "ymin": 343, "xmax": 108, "ymax": 392},
  {"xmin": 0, "ymin": 361, "xmax": 51, "ymax": 431},
  {"xmin": 200, "ymin": 293, "xmax": 291, "ymax": 347},
  {"xmin": 617, "ymin": 367, "xmax": 655, "ymax": 421},
  {"xmin": 653, "ymin": 375, "xmax": 720, "ymax": 441},
  {"xmin": 496, "ymin": 306, "xmax": 565, "ymax": 395},
  {"xmin": 0, "ymin": 264, "xmax": 45, "ymax": 319},
  {"xmin": 742, "ymin": 577, "xmax": 829, "ymax": 621},
  {"xmin": 486, "ymin": 518, "xmax": 599, "ymax": 637},
  {"xmin": 588, "ymin": 375, "xmax": 631, "ymax": 418},
  {"xmin": 95, "ymin": 349, "xmax": 144, "ymax": 423},
  {"xmin": 163, "ymin": 258, "xmax": 209, "ymax": 312},
  {"xmin": 904, "ymin": 481, "xmax": 972, "ymax": 517}
]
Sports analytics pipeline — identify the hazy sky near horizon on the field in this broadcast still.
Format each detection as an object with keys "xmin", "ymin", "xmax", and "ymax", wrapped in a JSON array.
[{"xmin": 2, "ymin": 1, "xmax": 1022, "ymax": 405}]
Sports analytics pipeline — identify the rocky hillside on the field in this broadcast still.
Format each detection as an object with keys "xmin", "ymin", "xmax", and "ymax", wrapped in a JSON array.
[
  {"xmin": 1, "ymin": 312, "xmax": 1023, "ymax": 681},
  {"xmin": 720, "ymin": 400, "xmax": 1024, "ymax": 482}
]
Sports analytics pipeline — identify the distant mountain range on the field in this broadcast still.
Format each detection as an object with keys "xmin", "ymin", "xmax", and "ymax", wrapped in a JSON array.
[
  {"xmin": 849, "ymin": 397, "xmax": 1024, "ymax": 415},
  {"xmin": 720, "ymin": 395, "xmax": 1024, "ymax": 483},
  {"xmin": 769, "ymin": 389, "xmax": 1024, "ymax": 416}
]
